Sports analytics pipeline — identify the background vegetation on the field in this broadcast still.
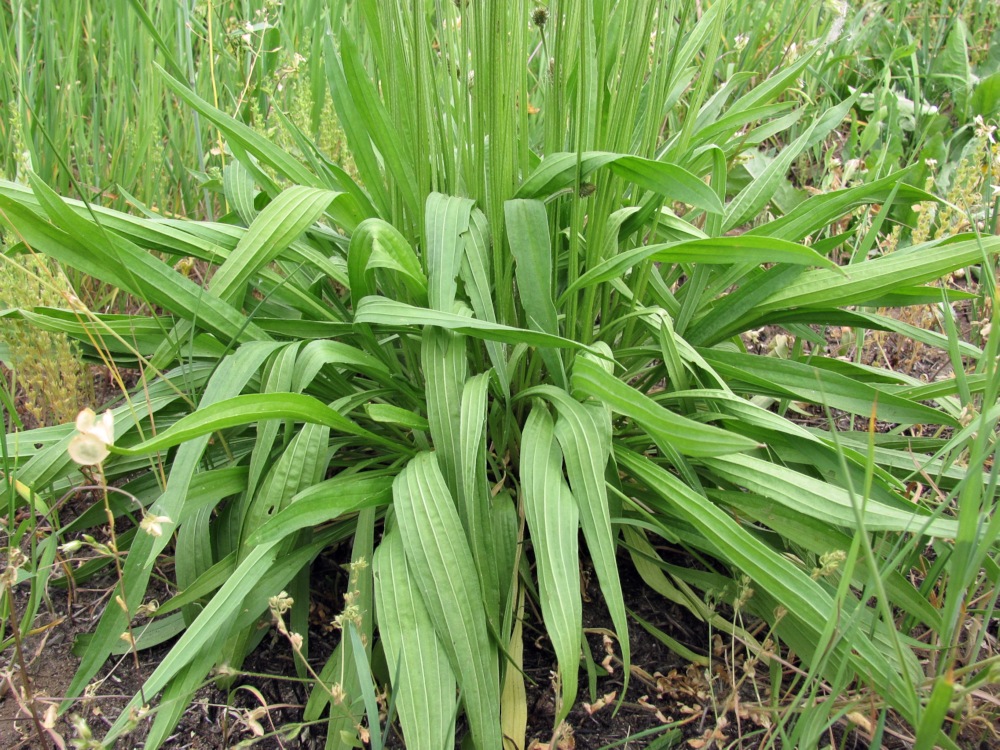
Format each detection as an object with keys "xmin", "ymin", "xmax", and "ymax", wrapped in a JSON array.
[{"xmin": 1, "ymin": 0, "xmax": 998, "ymax": 748}]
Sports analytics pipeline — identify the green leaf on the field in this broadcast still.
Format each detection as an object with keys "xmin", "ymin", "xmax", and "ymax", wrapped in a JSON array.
[
  {"xmin": 523, "ymin": 385, "xmax": 631, "ymax": 686},
  {"xmin": 246, "ymin": 472, "xmax": 392, "ymax": 548},
  {"xmin": 571, "ymin": 356, "xmax": 759, "ymax": 456},
  {"xmin": 698, "ymin": 349, "xmax": 958, "ymax": 426},
  {"xmin": 971, "ymin": 71, "xmax": 1000, "ymax": 117},
  {"xmin": 516, "ymin": 152, "xmax": 723, "ymax": 214},
  {"xmin": 3, "ymin": 179, "xmax": 267, "ymax": 345},
  {"xmin": 112, "ymin": 393, "xmax": 399, "ymax": 454},
  {"xmin": 374, "ymin": 528, "xmax": 458, "ymax": 750},
  {"xmin": 365, "ymin": 404, "xmax": 429, "ymax": 431},
  {"xmin": 616, "ymin": 447, "xmax": 913, "ymax": 720},
  {"xmin": 209, "ymin": 186, "xmax": 343, "ymax": 304},
  {"xmin": 158, "ymin": 66, "xmax": 366, "ymax": 230},
  {"xmin": 65, "ymin": 343, "xmax": 278, "ymax": 706},
  {"xmin": 521, "ymin": 404, "xmax": 581, "ymax": 726},
  {"xmin": 354, "ymin": 297, "xmax": 598, "ymax": 351},
  {"xmin": 561, "ymin": 234, "xmax": 837, "ymax": 302},
  {"xmin": 426, "ymin": 193, "xmax": 475, "ymax": 313},
  {"xmin": 348, "ymin": 218, "xmax": 428, "ymax": 305},
  {"xmin": 505, "ymin": 198, "xmax": 567, "ymax": 388},
  {"xmin": 754, "ymin": 234, "xmax": 1000, "ymax": 312},
  {"xmin": 702, "ymin": 454, "xmax": 961, "ymax": 537},
  {"xmin": 393, "ymin": 453, "xmax": 501, "ymax": 750},
  {"xmin": 422, "ymin": 327, "xmax": 468, "ymax": 501}
]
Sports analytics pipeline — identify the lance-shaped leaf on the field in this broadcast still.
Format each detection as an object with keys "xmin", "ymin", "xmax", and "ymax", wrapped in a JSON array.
[
  {"xmin": 506, "ymin": 199, "xmax": 567, "ymax": 388},
  {"xmin": 615, "ymin": 447, "xmax": 916, "ymax": 723},
  {"xmin": 520, "ymin": 385, "xmax": 631, "ymax": 686},
  {"xmin": 516, "ymin": 152, "xmax": 722, "ymax": 214},
  {"xmin": 426, "ymin": 192, "xmax": 475, "ymax": 312},
  {"xmin": 374, "ymin": 528, "xmax": 458, "ymax": 749},
  {"xmin": 522, "ymin": 404, "xmax": 582, "ymax": 726},
  {"xmin": 355, "ymin": 297, "xmax": 598, "ymax": 350},
  {"xmin": 698, "ymin": 349, "xmax": 958, "ymax": 427},
  {"xmin": 348, "ymin": 218, "xmax": 428, "ymax": 305},
  {"xmin": 571, "ymin": 356, "xmax": 759, "ymax": 456},
  {"xmin": 209, "ymin": 186, "xmax": 343, "ymax": 305},
  {"xmin": 393, "ymin": 453, "xmax": 501, "ymax": 750},
  {"xmin": 701, "ymin": 454, "xmax": 962, "ymax": 538},
  {"xmin": 111, "ymin": 393, "xmax": 400, "ymax": 454}
]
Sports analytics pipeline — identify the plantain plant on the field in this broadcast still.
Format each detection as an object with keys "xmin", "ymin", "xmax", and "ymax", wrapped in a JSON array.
[{"xmin": 0, "ymin": 1, "xmax": 997, "ymax": 748}]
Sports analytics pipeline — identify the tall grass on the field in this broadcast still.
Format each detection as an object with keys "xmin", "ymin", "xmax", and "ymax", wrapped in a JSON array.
[{"xmin": 1, "ymin": 1, "xmax": 998, "ymax": 749}]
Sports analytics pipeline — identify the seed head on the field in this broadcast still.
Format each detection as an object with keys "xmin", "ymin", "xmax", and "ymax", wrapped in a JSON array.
[{"xmin": 532, "ymin": 7, "xmax": 548, "ymax": 29}]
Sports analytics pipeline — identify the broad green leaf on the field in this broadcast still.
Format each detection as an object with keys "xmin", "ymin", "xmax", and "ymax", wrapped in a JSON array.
[
  {"xmin": 348, "ymin": 218, "xmax": 428, "ymax": 305},
  {"xmin": 292, "ymin": 339, "xmax": 394, "ymax": 392},
  {"xmin": 723, "ymin": 119, "xmax": 820, "ymax": 232},
  {"xmin": 65, "ymin": 343, "xmax": 279, "ymax": 705},
  {"xmin": 745, "ymin": 169, "xmax": 932, "ymax": 242},
  {"xmin": 561, "ymin": 234, "xmax": 837, "ymax": 302},
  {"xmin": 3, "ymin": 180, "xmax": 267, "ymax": 344},
  {"xmin": 393, "ymin": 453, "xmax": 501, "ymax": 750},
  {"xmin": 112, "ymin": 392, "xmax": 399, "ymax": 454},
  {"xmin": 354, "ymin": 297, "xmax": 598, "ymax": 351},
  {"xmin": 710, "ymin": 490, "xmax": 943, "ymax": 630},
  {"xmin": 458, "ymin": 372, "xmax": 504, "ymax": 627},
  {"xmin": 754, "ymin": 234, "xmax": 1000, "ymax": 312},
  {"xmin": 374, "ymin": 528, "xmax": 457, "ymax": 750},
  {"xmin": 422, "ymin": 327, "xmax": 468, "ymax": 501},
  {"xmin": 698, "ymin": 348, "xmax": 958, "ymax": 426},
  {"xmin": 240, "ymin": 423, "xmax": 331, "ymax": 549},
  {"xmin": 521, "ymin": 404, "xmax": 581, "ymax": 726},
  {"xmin": 461, "ymin": 208, "xmax": 509, "ymax": 394},
  {"xmin": 365, "ymin": 404, "xmax": 429, "ymax": 431},
  {"xmin": 515, "ymin": 152, "xmax": 722, "ymax": 214},
  {"xmin": 426, "ymin": 192, "xmax": 475, "ymax": 312},
  {"xmin": 571, "ymin": 356, "xmax": 759, "ymax": 456},
  {"xmin": 505, "ymin": 200, "xmax": 559, "ymax": 335},
  {"xmin": 246, "ymin": 473, "xmax": 393, "ymax": 546},
  {"xmin": 616, "ymin": 447, "xmax": 914, "ymax": 721},
  {"xmin": 523, "ymin": 386, "xmax": 631, "ymax": 685},
  {"xmin": 505, "ymin": 199, "xmax": 567, "ymax": 388},
  {"xmin": 702, "ymin": 454, "xmax": 961, "ymax": 537},
  {"xmin": 209, "ymin": 186, "xmax": 342, "ymax": 304}
]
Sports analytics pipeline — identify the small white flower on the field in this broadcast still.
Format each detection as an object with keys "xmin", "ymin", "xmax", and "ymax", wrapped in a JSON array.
[
  {"xmin": 140, "ymin": 512, "xmax": 172, "ymax": 538},
  {"xmin": 68, "ymin": 408, "xmax": 114, "ymax": 466},
  {"xmin": 734, "ymin": 34, "xmax": 749, "ymax": 51}
]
